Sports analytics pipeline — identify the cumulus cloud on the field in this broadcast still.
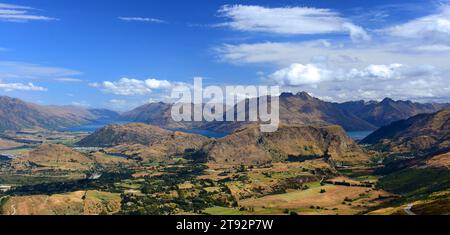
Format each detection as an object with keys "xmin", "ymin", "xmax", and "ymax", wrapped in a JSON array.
[
  {"xmin": 269, "ymin": 63, "xmax": 439, "ymax": 86},
  {"xmin": 269, "ymin": 64, "xmax": 330, "ymax": 86},
  {"xmin": 217, "ymin": 5, "xmax": 370, "ymax": 42},
  {"xmin": 0, "ymin": 82, "xmax": 47, "ymax": 92},
  {"xmin": 347, "ymin": 64, "xmax": 404, "ymax": 80},
  {"xmin": 90, "ymin": 78, "xmax": 173, "ymax": 96},
  {"xmin": 0, "ymin": 2, "xmax": 57, "ymax": 22},
  {"xmin": 118, "ymin": 17, "xmax": 165, "ymax": 23}
]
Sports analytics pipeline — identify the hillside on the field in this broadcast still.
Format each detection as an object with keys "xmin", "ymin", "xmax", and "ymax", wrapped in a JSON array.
[
  {"xmin": 361, "ymin": 108, "xmax": 450, "ymax": 154},
  {"xmin": 77, "ymin": 123, "xmax": 210, "ymax": 162},
  {"xmin": 11, "ymin": 144, "xmax": 94, "ymax": 172},
  {"xmin": 77, "ymin": 123, "xmax": 174, "ymax": 147},
  {"xmin": 0, "ymin": 96, "xmax": 119, "ymax": 131},
  {"xmin": 204, "ymin": 124, "xmax": 369, "ymax": 166}
]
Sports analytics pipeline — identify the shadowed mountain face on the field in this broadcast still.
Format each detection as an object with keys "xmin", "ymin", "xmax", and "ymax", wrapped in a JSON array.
[
  {"xmin": 0, "ymin": 96, "xmax": 119, "ymax": 131},
  {"xmin": 120, "ymin": 92, "xmax": 448, "ymax": 132},
  {"xmin": 361, "ymin": 108, "xmax": 450, "ymax": 154},
  {"xmin": 338, "ymin": 98, "xmax": 449, "ymax": 127}
]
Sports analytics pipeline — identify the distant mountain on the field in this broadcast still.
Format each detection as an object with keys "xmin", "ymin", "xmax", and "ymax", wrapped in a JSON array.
[
  {"xmin": 205, "ymin": 124, "xmax": 369, "ymax": 166},
  {"xmin": 361, "ymin": 108, "xmax": 450, "ymax": 154},
  {"xmin": 338, "ymin": 98, "xmax": 449, "ymax": 127},
  {"xmin": 88, "ymin": 108, "xmax": 121, "ymax": 120},
  {"xmin": 120, "ymin": 102, "xmax": 192, "ymax": 128},
  {"xmin": 122, "ymin": 92, "xmax": 448, "ymax": 132},
  {"xmin": 277, "ymin": 92, "xmax": 376, "ymax": 131},
  {"xmin": 0, "ymin": 96, "xmax": 119, "ymax": 131}
]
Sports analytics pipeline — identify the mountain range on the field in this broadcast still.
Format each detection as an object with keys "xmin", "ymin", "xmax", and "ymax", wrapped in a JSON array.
[
  {"xmin": 0, "ymin": 96, "xmax": 119, "ymax": 131},
  {"xmin": 0, "ymin": 94, "xmax": 448, "ymax": 133},
  {"xmin": 121, "ymin": 92, "xmax": 449, "ymax": 132}
]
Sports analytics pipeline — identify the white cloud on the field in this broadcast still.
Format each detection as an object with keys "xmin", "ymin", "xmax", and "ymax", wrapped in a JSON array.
[
  {"xmin": 54, "ymin": 77, "xmax": 83, "ymax": 82},
  {"xmin": 0, "ymin": 61, "xmax": 81, "ymax": 80},
  {"xmin": 215, "ymin": 41, "xmax": 450, "ymax": 68},
  {"xmin": 0, "ymin": 82, "xmax": 47, "ymax": 91},
  {"xmin": 413, "ymin": 44, "xmax": 450, "ymax": 52},
  {"xmin": 118, "ymin": 17, "xmax": 165, "ymax": 23},
  {"xmin": 383, "ymin": 5, "xmax": 450, "ymax": 44},
  {"xmin": 109, "ymin": 99, "xmax": 127, "ymax": 105},
  {"xmin": 91, "ymin": 77, "xmax": 173, "ymax": 96},
  {"xmin": 144, "ymin": 78, "xmax": 171, "ymax": 89},
  {"xmin": 217, "ymin": 5, "xmax": 370, "ymax": 42},
  {"xmin": 268, "ymin": 63, "xmax": 427, "ymax": 87},
  {"xmin": 267, "ymin": 62, "xmax": 447, "ymax": 102},
  {"xmin": 71, "ymin": 101, "xmax": 90, "ymax": 107},
  {"xmin": 347, "ymin": 64, "xmax": 403, "ymax": 80},
  {"xmin": 269, "ymin": 64, "xmax": 330, "ymax": 86},
  {"xmin": 0, "ymin": 2, "xmax": 56, "ymax": 22}
]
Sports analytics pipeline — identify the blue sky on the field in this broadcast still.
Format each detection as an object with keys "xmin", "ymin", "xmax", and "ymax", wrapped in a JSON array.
[{"xmin": 0, "ymin": 0, "xmax": 449, "ymax": 110}]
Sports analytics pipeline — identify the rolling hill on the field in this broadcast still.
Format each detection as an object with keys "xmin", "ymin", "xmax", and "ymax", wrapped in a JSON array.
[
  {"xmin": 77, "ymin": 123, "xmax": 210, "ymax": 162},
  {"xmin": 204, "ymin": 124, "xmax": 369, "ymax": 166}
]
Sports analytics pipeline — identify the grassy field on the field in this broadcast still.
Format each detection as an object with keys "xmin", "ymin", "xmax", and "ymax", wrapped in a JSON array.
[{"xmin": 239, "ymin": 184, "xmax": 390, "ymax": 215}]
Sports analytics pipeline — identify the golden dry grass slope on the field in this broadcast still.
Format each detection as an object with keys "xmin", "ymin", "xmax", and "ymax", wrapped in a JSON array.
[
  {"xmin": 1, "ymin": 190, "xmax": 121, "ymax": 215},
  {"xmin": 205, "ymin": 124, "xmax": 369, "ymax": 166},
  {"xmin": 11, "ymin": 144, "xmax": 94, "ymax": 171},
  {"xmin": 78, "ymin": 123, "xmax": 210, "ymax": 162}
]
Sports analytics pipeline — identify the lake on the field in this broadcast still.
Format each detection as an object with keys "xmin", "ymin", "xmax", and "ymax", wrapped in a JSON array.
[
  {"xmin": 61, "ymin": 120, "xmax": 130, "ymax": 133},
  {"xmin": 346, "ymin": 131, "xmax": 373, "ymax": 141},
  {"xmin": 64, "ymin": 121, "xmax": 372, "ymax": 140},
  {"xmin": 170, "ymin": 128, "xmax": 229, "ymax": 138},
  {"xmin": 62, "ymin": 121, "xmax": 229, "ymax": 138}
]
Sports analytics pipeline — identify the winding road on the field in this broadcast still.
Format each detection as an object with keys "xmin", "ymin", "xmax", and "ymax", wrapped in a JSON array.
[
  {"xmin": 404, "ymin": 204, "xmax": 416, "ymax": 215},
  {"xmin": 10, "ymin": 204, "xmax": 16, "ymax": 215}
]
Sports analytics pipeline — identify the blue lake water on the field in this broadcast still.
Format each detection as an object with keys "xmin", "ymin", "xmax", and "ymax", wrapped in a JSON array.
[
  {"xmin": 62, "ymin": 121, "xmax": 229, "ymax": 138},
  {"xmin": 61, "ymin": 120, "xmax": 130, "ymax": 133},
  {"xmin": 346, "ymin": 131, "xmax": 373, "ymax": 141},
  {"xmin": 170, "ymin": 129, "xmax": 229, "ymax": 138},
  {"xmin": 63, "ymin": 121, "xmax": 372, "ymax": 140}
]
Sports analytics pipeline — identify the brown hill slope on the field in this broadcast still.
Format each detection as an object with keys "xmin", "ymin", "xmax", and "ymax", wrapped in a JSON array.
[
  {"xmin": 204, "ymin": 124, "xmax": 368, "ymax": 166},
  {"xmin": 77, "ymin": 123, "xmax": 173, "ymax": 147},
  {"xmin": 361, "ymin": 108, "xmax": 450, "ymax": 154},
  {"xmin": 12, "ymin": 144, "xmax": 94, "ymax": 171},
  {"xmin": 77, "ymin": 123, "xmax": 210, "ymax": 162}
]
